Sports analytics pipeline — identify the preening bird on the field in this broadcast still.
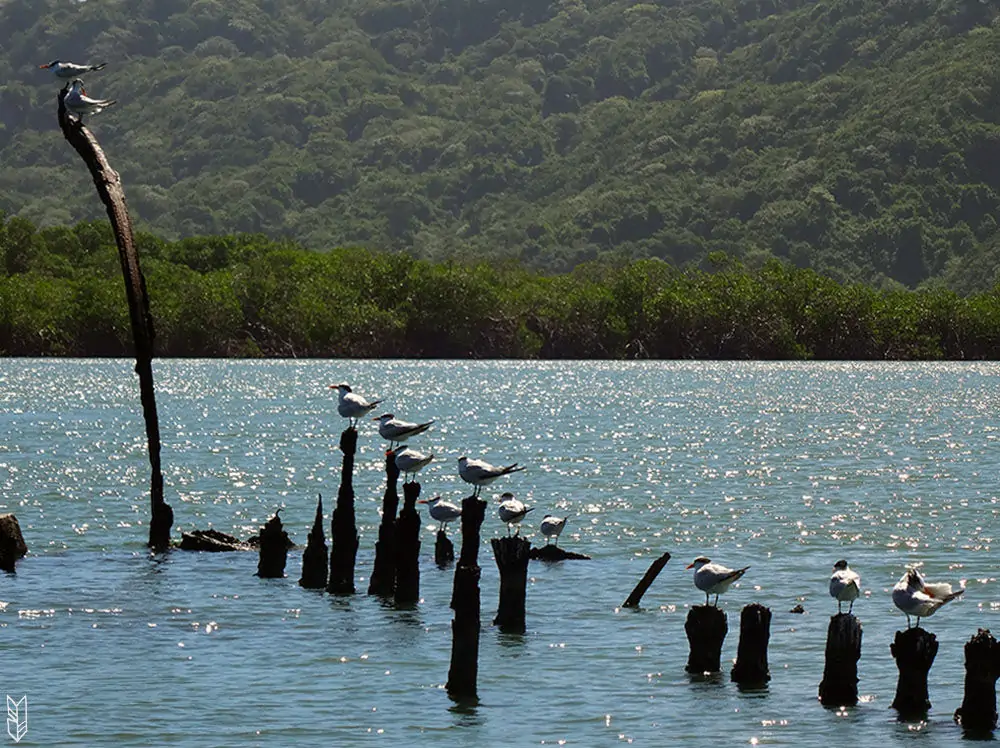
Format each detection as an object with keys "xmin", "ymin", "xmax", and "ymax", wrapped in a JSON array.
[
  {"xmin": 458, "ymin": 455, "xmax": 525, "ymax": 496},
  {"xmin": 393, "ymin": 445, "xmax": 434, "ymax": 481},
  {"xmin": 497, "ymin": 492, "xmax": 533, "ymax": 535},
  {"xmin": 417, "ymin": 496, "xmax": 462, "ymax": 532},
  {"xmin": 687, "ymin": 556, "xmax": 750, "ymax": 606},
  {"xmin": 63, "ymin": 79, "xmax": 116, "ymax": 123},
  {"xmin": 40, "ymin": 60, "xmax": 107, "ymax": 79},
  {"xmin": 829, "ymin": 559, "xmax": 861, "ymax": 614},
  {"xmin": 373, "ymin": 413, "xmax": 434, "ymax": 449},
  {"xmin": 330, "ymin": 383, "xmax": 382, "ymax": 427},
  {"xmin": 539, "ymin": 515, "xmax": 568, "ymax": 546},
  {"xmin": 892, "ymin": 567, "xmax": 963, "ymax": 628}
]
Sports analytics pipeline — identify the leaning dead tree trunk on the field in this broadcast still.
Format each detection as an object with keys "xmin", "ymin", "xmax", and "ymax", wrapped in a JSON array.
[{"xmin": 57, "ymin": 88, "xmax": 172, "ymax": 551}]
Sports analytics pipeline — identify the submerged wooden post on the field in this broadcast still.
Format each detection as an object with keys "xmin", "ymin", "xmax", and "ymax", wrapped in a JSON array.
[
  {"xmin": 890, "ymin": 627, "xmax": 938, "ymax": 716},
  {"xmin": 447, "ymin": 495, "xmax": 487, "ymax": 701},
  {"xmin": 685, "ymin": 606, "xmax": 728, "ymax": 674},
  {"xmin": 0, "ymin": 514, "xmax": 27, "ymax": 572},
  {"xmin": 819, "ymin": 613, "xmax": 862, "ymax": 706},
  {"xmin": 435, "ymin": 530, "xmax": 455, "ymax": 565},
  {"xmin": 327, "ymin": 428, "xmax": 359, "ymax": 594},
  {"xmin": 954, "ymin": 629, "xmax": 1000, "ymax": 731},
  {"xmin": 393, "ymin": 481, "xmax": 422, "ymax": 605},
  {"xmin": 491, "ymin": 536, "xmax": 531, "ymax": 634},
  {"xmin": 57, "ymin": 87, "xmax": 173, "ymax": 551},
  {"xmin": 257, "ymin": 510, "xmax": 290, "ymax": 578},
  {"xmin": 731, "ymin": 603, "xmax": 771, "ymax": 686},
  {"xmin": 622, "ymin": 551, "xmax": 671, "ymax": 608},
  {"xmin": 299, "ymin": 495, "xmax": 328, "ymax": 589},
  {"xmin": 368, "ymin": 453, "xmax": 400, "ymax": 596}
]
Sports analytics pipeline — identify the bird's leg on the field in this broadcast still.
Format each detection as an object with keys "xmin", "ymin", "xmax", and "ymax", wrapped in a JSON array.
[
  {"xmin": 714, "ymin": 594, "xmax": 719, "ymax": 607},
  {"xmin": 704, "ymin": 592, "xmax": 710, "ymax": 606},
  {"xmin": 837, "ymin": 601, "xmax": 843, "ymax": 614},
  {"xmin": 905, "ymin": 613, "xmax": 912, "ymax": 628},
  {"xmin": 848, "ymin": 600, "xmax": 854, "ymax": 614},
  {"xmin": 915, "ymin": 616, "xmax": 921, "ymax": 629}
]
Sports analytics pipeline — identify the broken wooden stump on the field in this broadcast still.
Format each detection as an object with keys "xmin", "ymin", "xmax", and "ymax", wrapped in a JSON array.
[
  {"xmin": 491, "ymin": 535, "xmax": 531, "ymax": 634},
  {"xmin": 622, "ymin": 551, "xmax": 670, "ymax": 608},
  {"xmin": 299, "ymin": 494, "xmax": 328, "ymax": 589},
  {"xmin": 0, "ymin": 514, "xmax": 27, "ymax": 572},
  {"xmin": 890, "ymin": 627, "xmax": 938, "ymax": 716},
  {"xmin": 954, "ymin": 629, "xmax": 1000, "ymax": 732},
  {"xmin": 731, "ymin": 603, "xmax": 771, "ymax": 686},
  {"xmin": 685, "ymin": 605, "xmax": 728, "ymax": 674},
  {"xmin": 257, "ymin": 510, "xmax": 290, "ymax": 578},
  {"xmin": 328, "ymin": 427, "xmax": 359, "ymax": 594},
  {"xmin": 529, "ymin": 545, "xmax": 590, "ymax": 562},
  {"xmin": 393, "ymin": 480, "xmax": 422, "ymax": 605},
  {"xmin": 447, "ymin": 495, "xmax": 487, "ymax": 702},
  {"xmin": 368, "ymin": 452, "xmax": 400, "ymax": 596},
  {"xmin": 819, "ymin": 613, "xmax": 862, "ymax": 707},
  {"xmin": 179, "ymin": 529, "xmax": 249, "ymax": 552},
  {"xmin": 435, "ymin": 530, "xmax": 455, "ymax": 566}
]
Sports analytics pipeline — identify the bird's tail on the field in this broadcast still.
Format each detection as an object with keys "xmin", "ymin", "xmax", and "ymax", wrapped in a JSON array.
[
  {"xmin": 727, "ymin": 565, "xmax": 750, "ymax": 582},
  {"xmin": 91, "ymin": 62, "xmax": 108, "ymax": 72},
  {"xmin": 523, "ymin": 507, "xmax": 535, "ymax": 514},
  {"xmin": 502, "ymin": 464, "xmax": 526, "ymax": 475},
  {"xmin": 924, "ymin": 582, "xmax": 963, "ymax": 603}
]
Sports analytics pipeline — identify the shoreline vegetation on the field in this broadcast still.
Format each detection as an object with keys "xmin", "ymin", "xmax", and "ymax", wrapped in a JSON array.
[{"xmin": 2, "ymin": 216, "xmax": 1000, "ymax": 361}]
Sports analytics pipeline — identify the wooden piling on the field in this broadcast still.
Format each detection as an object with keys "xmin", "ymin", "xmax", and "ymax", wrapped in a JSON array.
[
  {"xmin": 447, "ymin": 495, "xmax": 487, "ymax": 702},
  {"xmin": 57, "ymin": 86, "xmax": 172, "ymax": 551},
  {"xmin": 491, "ymin": 536, "xmax": 531, "ymax": 634},
  {"xmin": 435, "ymin": 531, "xmax": 455, "ymax": 565},
  {"xmin": 731, "ymin": 603, "xmax": 771, "ymax": 686},
  {"xmin": 818, "ymin": 613, "xmax": 862, "ymax": 706},
  {"xmin": 0, "ymin": 514, "xmax": 27, "ymax": 572},
  {"xmin": 890, "ymin": 627, "xmax": 938, "ymax": 716},
  {"xmin": 393, "ymin": 481, "xmax": 422, "ymax": 605},
  {"xmin": 328, "ymin": 428, "xmax": 359, "ymax": 594},
  {"xmin": 368, "ymin": 453, "xmax": 400, "ymax": 596},
  {"xmin": 622, "ymin": 551, "xmax": 671, "ymax": 608},
  {"xmin": 954, "ymin": 629, "xmax": 1000, "ymax": 731},
  {"xmin": 298, "ymin": 495, "xmax": 328, "ymax": 589},
  {"xmin": 530, "ymin": 545, "xmax": 590, "ymax": 562},
  {"xmin": 685, "ymin": 605, "xmax": 728, "ymax": 674},
  {"xmin": 257, "ymin": 510, "xmax": 290, "ymax": 578}
]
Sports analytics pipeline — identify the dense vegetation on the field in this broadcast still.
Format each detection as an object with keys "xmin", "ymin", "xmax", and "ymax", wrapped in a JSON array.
[
  {"xmin": 1, "ymin": 1, "xmax": 1000, "ymax": 289},
  {"xmin": 4, "ymin": 216, "xmax": 1000, "ymax": 359}
]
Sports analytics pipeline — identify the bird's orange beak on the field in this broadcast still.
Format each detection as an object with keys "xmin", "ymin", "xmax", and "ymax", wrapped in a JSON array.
[
  {"xmin": 39, "ymin": 63, "xmax": 50, "ymax": 68},
  {"xmin": 685, "ymin": 562, "xmax": 695, "ymax": 569},
  {"xmin": 417, "ymin": 499, "xmax": 428, "ymax": 504}
]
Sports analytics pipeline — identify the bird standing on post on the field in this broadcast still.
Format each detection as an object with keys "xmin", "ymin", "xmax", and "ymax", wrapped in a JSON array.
[
  {"xmin": 497, "ymin": 492, "xmax": 532, "ymax": 535},
  {"xmin": 63, "ymin": 79, "xmax": 116, "ymax": 124},
  {"xmin": 330, "ymin": 383, "xmax": 382, "ymax": 428},
  {"xmin": 829, "ymin": 559, "xmax": 861, "ymax": 614},
  {"xmin": 458, "ymin": 455, "xmax": 525, "ymax": 497},
  {"xmin": 687, "ymin": 556, "xmax": 749, "ymax": 606},
  {"xmin": 891, "ymin": 567, "xmax": 963, "ymax": 628},
  {"xmin": 540, "ymin": 515, "xmax": 568, "ymax": 546},
  {"xmin": 373, "ymin": 413, "xmax": 434, "ymax": 450},
  {"xmin": 418, "ymin": 496, "xmax": 462, "ymax": 532}
]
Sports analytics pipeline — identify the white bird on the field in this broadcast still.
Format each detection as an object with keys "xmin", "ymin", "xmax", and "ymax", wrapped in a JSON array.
[
  {"xmin": 373, "ymin": 413, "xmax": 434, "ymax": 449},
  {"xmin": 63, "ymin": 79, "xmax": 116, "ymax": 122},
  {"xmin": 829, "ymin": 559, "xmax": 861, "ymax": 614},
  {"xmin": 892, "ymin": 567, "xmax": 964, "ymax": 628},
  {"xmin": 418, "ymin": 496, "xmax": 462, "ymax": 532},
  {"xmin": 394, "ymin": 445, "xmax": 434, "ymax": 481},
  {"xmin": 330, "ymin": 383, "xmax": 382, "ymax": 427},
  {"xmin": 540, "ymin": 515, "xmax": 568, "ymax": 545},
  {"xmin": 40, "ymin": 59, "xmax": 107, "ymax": 79},
  {"xmin": 458, "ymin": 455, "xmax": 525, "ymax": 496},
  {"xmin": 497, "ymin": 492, "xmax": 533, "ymax": 535},
  {"xmin": 687, "ymin": 556, "xmax": 750, "ymax": 606}
]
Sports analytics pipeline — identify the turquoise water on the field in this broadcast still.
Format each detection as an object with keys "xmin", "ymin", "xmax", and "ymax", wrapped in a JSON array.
[{"xmin": 2, "ymin": 360, "xmax": 998, "ymax": 746}]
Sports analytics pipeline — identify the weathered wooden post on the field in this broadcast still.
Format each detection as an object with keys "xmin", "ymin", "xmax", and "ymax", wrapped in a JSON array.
[
  {"xmin": 435, "ymin": 530, "xmax": 455, "ymax": 565},
  {"xmin": 685, "ymin": 606, "xmax": 728, "ymax": 674},
  {"xmin": 328, "ymin": 428, "xmax": 359, "ymax": 593},
  {"xmin": 0, "ymin": 514, "xmax": 27, "ymax": 572},
  {"xmin": 731, "ymin": 603, "xmax": 771, "ymax": 686},
  {"xmin": 529, "ymin": 545, "xmax": 590, "ymax": 561},
  {"xmin": 954, "ymin": 629, "xmax": 1000, "ymax": 732},
  {"xmin": 491, "ymin": 536, "xmax": 531, "ymax": 634},
  {"xmin": 890, "ymin": 627, "xmax": 938, "ymax": 716},
  {"xmin": 257, "ymin": 510, "xmax": 290, "ymax": 578},
  {"xmin": 819, "ymin": 613, "xmax": 862, "ymax": 706},
  {"xmin": 393, "ymin": 481, "xmax": 422, "ymax": 605},
  {"xmin": 368, "ymin": 453, "xmax": 400, "ymax": 596},
  {"xmin": 447, "ymin": 495, "xmax": 487, "ymax": 701},
  {"xmin": 299, "ymin": 495, "xmax": 327, "ymax": 589},
  {"xmin": 57, "ymin": 86, "xmax": 173, "ymax": 551},
  {"xmin": 622, "ymin": 552, "xmax": 671, "ymax": 608}
]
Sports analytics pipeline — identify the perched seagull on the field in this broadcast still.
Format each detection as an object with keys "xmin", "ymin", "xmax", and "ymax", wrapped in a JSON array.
[
  {"xmin": 892, "ymin": 567, "xmax": 964, "ymax": 628},
  {"xmin": 829, "ymin": 559, "xmax": 861, "ymax": 614},
  {"xmin": 539, "ymin": 515, "xmax": 568, "ymax": 546},
  {"xmin": 497, "ymin": 492, "xmax": 533, "ymax": 535},
  {"xmin": 687, "ymin": 556, "xmax": 750, "ymax": 606},
  {"xmin": 330, "ymin": 383, "xmax": 382, "ymax": 427},
  {"xmin": 63, "ymin": 79, "xmax": 116, "ymax": 123},
  {"xmin": 394, "ymin": 445, "xmax": 434, "ymax": 482},
  {"xmin": 373, "ymin": 413, "xmax": 434, "ymax": 449},
  {"xmin": 458, "ymin": 455, "xmax": 525, "ymax": 496},
  {"xmin": 417, "ymin": 496, "xmax": 461, "ymax": 532},
  {"xmin": 40, "ymin": 59, "xmax": 107, "ymax": 79}
]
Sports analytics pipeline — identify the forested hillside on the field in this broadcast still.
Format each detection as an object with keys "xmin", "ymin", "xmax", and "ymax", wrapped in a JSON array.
[{"xmin": 1, "ymin": 0, "xmax": 999, "ymax": 289}]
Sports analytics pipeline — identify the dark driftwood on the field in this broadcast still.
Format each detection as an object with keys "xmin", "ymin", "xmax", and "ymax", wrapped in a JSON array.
[
  {"xmin": 622, "ymin": 551, "xmax": 671, "ymax": 607},
  {"xmin": 57, "ymin": 87, "xmax": 173, "ymax": 551},
  {"xmin": 368, "ymin": 453, "xmax": 400, "ymax": 596},
  {"xmin": 491, "ymin": 535, "xmax": 531, "ymax": 633},
  {"xmin": 299, "ymin": 495, "xmax": 328, "ymax": 589},
  {"xmin": 530, "ymin": 545, "xmax": 590, "ymax": 562},
  {"xmin": 447, "ymin": 496, "xmax": 487, "ymax": 701},
  {"xmin": 954, "ymin": 629, "xmax": 1000, "ymax": 731},
  {"xmin": 819, "ymin": 613, "xmax": 862, "ymax": 706},
  {"xmin": 731, "ymin": 603, "xmax": 771, "ymax": 686},
  {"xmin": 179, "ymin": 529, "xmax": 248, "ymax": 552},
  {"xmin": 0, "ymin": 514, "xmax": 27, "ymax": 572},
  {"xmin": 435, "ymin": 530, "xmax": 455, "ymax": 565},
  {"xmin": 328, "ymin": 428, "xmax": 359, "ymax": 594},
  {"xmin": 890, "ymin": 627, "xmax": 938, "ymax": 716},
  {"xmin": 394, "ymin": 481, "xmax": 422, "ymax": 605},
  {"xmin": 685, "ymin": 605, "xmax": 728, "ymax": 674},
  {"xmin": 257, "ymin": 511, "xmax": 290, "ymax": 578}
]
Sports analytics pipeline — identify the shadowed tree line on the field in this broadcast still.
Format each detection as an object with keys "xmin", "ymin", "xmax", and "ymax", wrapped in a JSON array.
[{"xmin": 3, "ymin": 216, "xmax": 1000, "ymax": 360}]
